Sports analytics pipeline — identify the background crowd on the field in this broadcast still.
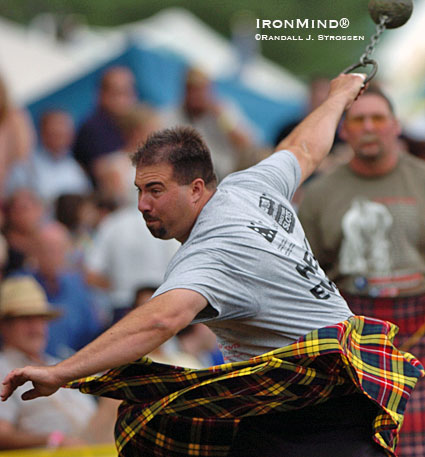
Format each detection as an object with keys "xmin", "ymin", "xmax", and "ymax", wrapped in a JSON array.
[{"xmin": 0, "ymin": 40, "xmax": 425, "ymax": 456}]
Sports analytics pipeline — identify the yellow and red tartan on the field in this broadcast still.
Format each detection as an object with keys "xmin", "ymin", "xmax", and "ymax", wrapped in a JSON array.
[
  {"xmin": 347, "ymin": 293, "xmax": 425, "ymax": 457},
  {"xmin": 67, "ymin": 316, "xmax": 424, "ymax": 457}
]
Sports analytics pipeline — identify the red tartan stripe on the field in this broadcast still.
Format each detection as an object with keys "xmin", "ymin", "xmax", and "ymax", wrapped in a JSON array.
[
  {"xmin": 396, "ymin": 432, "xmax": 425, "ymax": 457},
  {"xmin": 344, "ymin": 296, "xmax": 425, "ymax": 457},
  {"xmin": 345, "ymin": 293, "xmax": 425, "ymax": 336}
]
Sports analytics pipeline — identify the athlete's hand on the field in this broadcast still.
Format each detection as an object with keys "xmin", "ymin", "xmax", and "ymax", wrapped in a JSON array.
[
  {"xmin": 1, "ymin": 365, "xmax": 63, "ymax": 401},
  {"xmin": 328, "ymin": 73, "xmax": 367, "ymax": 111}
]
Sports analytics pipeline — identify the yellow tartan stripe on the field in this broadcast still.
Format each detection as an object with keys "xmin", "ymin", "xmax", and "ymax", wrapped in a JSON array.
[{"xmin": 67, "ymin": 316, "xmax": 424, "ymax": 457}]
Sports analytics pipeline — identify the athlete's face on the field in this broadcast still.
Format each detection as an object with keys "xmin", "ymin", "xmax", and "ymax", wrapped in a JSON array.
[
  {"xmin": 340, "ymin": 94, "xmax": 401, "ymax": 162},
  {"xmin": 135, "ymin": 162, "xmax": 196, "ymax": 243}
]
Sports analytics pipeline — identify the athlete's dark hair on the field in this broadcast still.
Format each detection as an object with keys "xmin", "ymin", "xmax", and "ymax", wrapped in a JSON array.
[{"xmin": 131, "ymin": 126, "xmax": 217, "ymax": 187}]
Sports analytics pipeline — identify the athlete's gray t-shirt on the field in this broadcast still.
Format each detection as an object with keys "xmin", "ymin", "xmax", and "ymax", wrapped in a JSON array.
[{"xmin": 153, "ymin": 150, "xmax": 353, "ymax": 362}]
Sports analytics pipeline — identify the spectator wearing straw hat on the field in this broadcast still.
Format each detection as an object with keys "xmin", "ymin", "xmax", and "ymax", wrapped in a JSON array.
[{"xmin": 0, "ymin": 276, "xmax": 115, "ymax": 450}]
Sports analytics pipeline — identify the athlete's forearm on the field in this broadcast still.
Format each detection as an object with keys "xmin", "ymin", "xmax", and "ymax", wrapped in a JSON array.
[
  {"xmin": 54, "ymin": 308, "xmax": 174, "ymax": 383},
  {"xmin": 276, "ymin": 74, "xmax": 365, "ymax": 182},
  {"xmin": 54, "ymin": 292, "xmax": 200, "ymax": 383}
]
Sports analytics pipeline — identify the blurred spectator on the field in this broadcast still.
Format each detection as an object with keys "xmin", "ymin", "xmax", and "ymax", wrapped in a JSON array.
[
  {"xmin": 298, "ymin": 86, "xmax": 425, "ymax": 457},
  {"xmin": 164, "ymin": 67, "xmax": 258, "ymax": 180},
  {"xmin": 31, "ymin": 222, "xmax": 103, "ymax": 358},
  {"xmin": 55, "ymin": 193, "xmax": 100, "ymax": 264},
  {"xmin": 93, "ymin": 103, "xmax": 162, "ymax": 207},
  {"xmin": 2, "ymin": 189, "xmax": 46, "ymax": 275},
  {"xmin": 0, "ymin": 276, "xmax": 117, "ymax": 449},
  {"xmin": 73, "ymin": 66, "xmax": 137, "ymax": 179},
  {"xmin": 275, "ymin": 76, "xmax": 332, "ymax": 145},
  {"xmin": 34, "ymin": 111, "xmax": 91, "ymax": 205},
  {"xmin": 132, "ymin": 284, "xmax": 157, "ymax": 309},
  {"xmin": 55, "ymin": 193, "xmax": 113, "ymax": 327},
  {"xmin": 0, "ymin": 198, "xmax": 3, "ymax": 230},
  {"xmin": 55, "ymin": 193, "xmax": 96, "ymax": 240},
  {"xmin": 85, "ymin": 207, "xmax": 179, "ymax": 324},
  {"xmin": 0, "ymin": 74, "xmax": 36, "ymax": 202},
  {"xmin": 400, "ymin": 133, "xmax": 425, "ymax": 161},
  {"xmin": 177, "ymin": 324, "xmax": 224, "ymax": 367},
  {"xmin": 0, "ymin": 193, "xmax": 6, "ymax": 279},
  {"xmin": 8, "ymin": 110, "xmax": 91, "ymax": 209}
]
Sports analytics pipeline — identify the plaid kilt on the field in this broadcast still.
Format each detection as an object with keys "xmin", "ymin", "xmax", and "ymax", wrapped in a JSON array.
[
  {"xmin": 67, "ymin": 316, "xmax": 424, "ymax": 457},
  {"xmin": 347, "ymin": 294, "xmax": 425, "ymax": 457}
]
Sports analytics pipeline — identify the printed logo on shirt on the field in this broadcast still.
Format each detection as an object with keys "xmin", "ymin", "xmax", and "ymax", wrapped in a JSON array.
[
  {"xmin": 247, "ymin": 222, "xmax": 277, "ymax": 243},
  {"xmin": 339, "ymin": 198, "xmax": 393, "ymax": 276},
  {"xmin": 259, "ymin": 194, "xmax": 295, "ymax": 234},
  {"xmin": 294, "ymin": 238, "xmax": 337, "ymax": 300}
]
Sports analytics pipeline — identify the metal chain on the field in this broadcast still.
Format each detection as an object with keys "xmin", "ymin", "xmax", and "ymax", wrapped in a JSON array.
[{"xmin": 360, "ymin": 15, "xmax": 389, "ymax": 65}]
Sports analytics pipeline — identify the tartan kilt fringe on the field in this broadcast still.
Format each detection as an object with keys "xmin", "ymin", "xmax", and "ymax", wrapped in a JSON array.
[{"xmin": 67, "ymin": 316, "xmax": 424, "ymax": 457}]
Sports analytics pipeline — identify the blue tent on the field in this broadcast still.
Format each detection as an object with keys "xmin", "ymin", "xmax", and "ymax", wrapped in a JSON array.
[{"xmin": 27, "ymin": 42, "xmax": 305, "ymax": 146}]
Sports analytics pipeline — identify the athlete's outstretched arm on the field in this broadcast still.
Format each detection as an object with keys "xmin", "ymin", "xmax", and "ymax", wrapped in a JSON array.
[
  {"xmin": 276, "ymin": 73, "xmax": 366, "ymax": 184},
  {"xmin": 1, "ymin": 289, "xmax": 207, "ymax": 402}
]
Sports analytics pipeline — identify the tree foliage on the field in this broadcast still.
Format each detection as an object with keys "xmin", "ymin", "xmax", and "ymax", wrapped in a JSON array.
[{"xmin": 0, "ymin": 0, "xmax": 377, "ymax": 79}]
